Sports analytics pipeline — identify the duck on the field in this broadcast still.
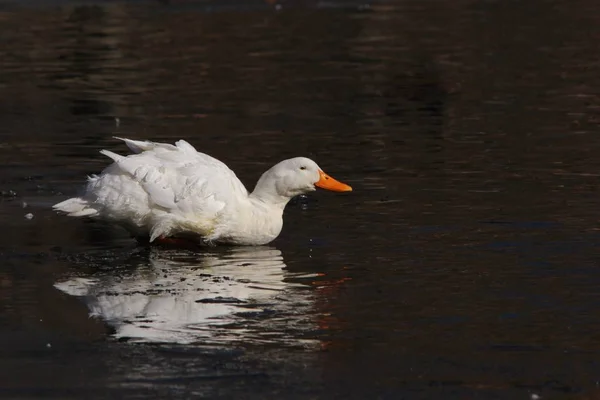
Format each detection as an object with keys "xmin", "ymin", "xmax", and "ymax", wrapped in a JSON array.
[{"xmin": 53, "ymin": 138, "xmax": 352, "ymax": 246}]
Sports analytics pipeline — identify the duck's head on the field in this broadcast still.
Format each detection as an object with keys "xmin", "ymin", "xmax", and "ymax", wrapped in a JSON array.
[{"xmin": 252, "ymin": 157, "xmax": 352, "ymax": 204}]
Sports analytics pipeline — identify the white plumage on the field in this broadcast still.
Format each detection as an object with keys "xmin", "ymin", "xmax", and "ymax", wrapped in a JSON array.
[{"xmin": 53, "ymin": 138, "xmax": 352, "ymax": 246}]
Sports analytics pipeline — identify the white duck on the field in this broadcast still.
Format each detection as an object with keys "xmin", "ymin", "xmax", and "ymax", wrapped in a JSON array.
[{"xmin": 53, "ymin": 138, "xmax": 352, "ymax": 246}]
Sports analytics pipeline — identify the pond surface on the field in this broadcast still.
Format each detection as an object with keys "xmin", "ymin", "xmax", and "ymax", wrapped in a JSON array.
[{"xmin": 2, "ymin": 0, "xmax": 600, "ymax": 398}]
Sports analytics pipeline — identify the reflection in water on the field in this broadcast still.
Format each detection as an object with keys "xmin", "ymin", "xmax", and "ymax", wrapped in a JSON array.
[{"xmin": 55, "ymin": 247, "xmax": 319, "ymax": 346}]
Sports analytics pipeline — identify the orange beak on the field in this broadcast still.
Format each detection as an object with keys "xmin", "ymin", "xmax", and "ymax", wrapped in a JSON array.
[{"xmin": 315, "ymin": 170, "xmax": 352, "ymax": 192}]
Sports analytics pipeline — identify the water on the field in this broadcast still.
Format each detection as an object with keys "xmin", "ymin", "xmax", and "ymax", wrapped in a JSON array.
[{"xmin": 2, "ymin": 0, "xmax": 600, "ymax": 398}]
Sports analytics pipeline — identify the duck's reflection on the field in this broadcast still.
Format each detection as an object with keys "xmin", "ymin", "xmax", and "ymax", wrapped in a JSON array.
[{"xmin": 54, "ymin": 247, "xmax": 319, "ymax": 346}]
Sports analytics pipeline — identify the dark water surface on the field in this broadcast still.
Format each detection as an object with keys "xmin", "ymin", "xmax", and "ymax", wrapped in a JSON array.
[{"xmin": 2, "ymin": 0, "xmax": 600, "ymax": 398}]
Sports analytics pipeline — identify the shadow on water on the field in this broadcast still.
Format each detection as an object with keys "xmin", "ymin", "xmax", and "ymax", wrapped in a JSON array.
[{"xmin": 54, "ymin": 246, "xmax": 321, "ymax": 347}]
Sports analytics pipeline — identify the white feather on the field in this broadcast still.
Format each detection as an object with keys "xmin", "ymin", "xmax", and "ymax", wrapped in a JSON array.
[{"xmin": 53, "ymin": 197, "xmax": 99, "ymax": 217}]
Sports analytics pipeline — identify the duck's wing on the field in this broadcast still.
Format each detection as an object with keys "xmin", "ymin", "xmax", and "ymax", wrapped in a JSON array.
[
  {"xmin": 114, "ymin": 137, "xmax": 177, "ymax": 154},
  {"xmin": 100, "ymin": 139, "xmax": 249, "ymax": 241}
]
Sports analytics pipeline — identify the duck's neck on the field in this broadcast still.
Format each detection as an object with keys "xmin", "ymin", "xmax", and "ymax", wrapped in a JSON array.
[
  {"xmin": 248, "ymin": 188, "xmax": 291, "ymax": 210},
  {"xmin": 249, "ymin": 170, "xmax": 292, "ymax": 209}
]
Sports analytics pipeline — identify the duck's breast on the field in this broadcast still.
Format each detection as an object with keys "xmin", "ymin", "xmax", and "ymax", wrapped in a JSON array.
[{"xmin": 211, "ymin": 201, "xmax": 284, "ymax": 245}]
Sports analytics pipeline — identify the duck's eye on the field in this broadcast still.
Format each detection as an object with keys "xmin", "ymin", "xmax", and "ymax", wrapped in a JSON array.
[{"xmin": 300, "ymin": 166, "xmax": 306, "ymax": 170}]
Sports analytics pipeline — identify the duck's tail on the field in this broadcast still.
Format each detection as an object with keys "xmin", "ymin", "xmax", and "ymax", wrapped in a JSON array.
[{"xmin": 53, "ymin": 197, "xmax": 99, "ymax": 217}]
